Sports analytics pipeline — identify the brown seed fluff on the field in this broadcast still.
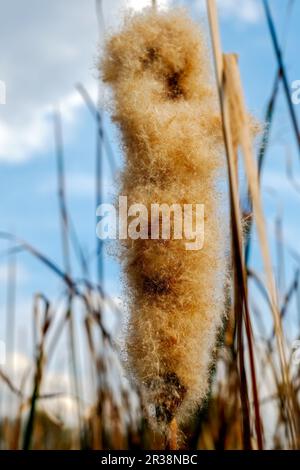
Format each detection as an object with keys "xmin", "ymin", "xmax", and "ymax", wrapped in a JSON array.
[{"xmin": 101, "ymin": 8, "xmax": 226, "ymax": 428}]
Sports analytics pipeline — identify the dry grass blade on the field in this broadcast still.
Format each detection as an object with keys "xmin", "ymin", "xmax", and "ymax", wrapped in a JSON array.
[
  {"xmin": 0, "ymin": 368, "xmax": 23, "ymax": 399},
  {"xmin": 223, "ymin": 54, "xmax": 298, "ymax": 447},
  {"xmin": 75, "ymin": 83, "xmax": 117, "ymax": 176},
  {"xmin": 263, "ymin": 0, "xmax": 300, "ymax": 156},
  {"xmin": 5, "ymin": 242, "xmax": 17, "ymax": 423},
  {"xmin": 206, "ymin": 1, "xmax": 263, "ymax": 449},
  {"xmin": 0, "ymin": 233, "xmax": 114, "ymax": 344},
  {"xmin": 0, "ymin": 232, "xmax": 78, "ymax": 293},
  {"xmin": 246, "ymin": 0, "xmax": 295, "ymax": 263},
  {"xmin": 22, "ymin": 295, "xmax": 51, "ymax": 450}
]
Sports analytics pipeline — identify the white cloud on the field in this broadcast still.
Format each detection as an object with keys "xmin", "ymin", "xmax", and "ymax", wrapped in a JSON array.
[
  {"xmin": 197, "ymin": 0, "xmax": 262, "ymax": 24},
  {"xmin": 0, "ymin": 0, "xmax": 100, "ymax": 162},
  {"xmin": 127, "ymin": 0, "xmax": 169, "ymax": 11},
  {"xmin": 0, "ymin": 0, "xmax": 257, "ymax": 163},
  {"xmin": 0, "ymin": 114, "xmax": 49, "ymax": 163},
  {"xmin": 0, "ymin": 0, "xmax": 172, "ymax": 163},
  {"xmin": 217, "ymin": 0, "xmax": 262, "ymax": 23}
]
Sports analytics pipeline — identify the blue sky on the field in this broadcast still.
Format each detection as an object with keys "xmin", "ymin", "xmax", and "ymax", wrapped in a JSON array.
[{"xmin": 0, "ymin": 0, "xmax": 300, "ymax": 409}]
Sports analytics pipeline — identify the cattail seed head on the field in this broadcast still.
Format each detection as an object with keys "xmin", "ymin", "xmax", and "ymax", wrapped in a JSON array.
[{"xmin": 101, "ymin": 7, "xmax": 227, "ymax": 429}]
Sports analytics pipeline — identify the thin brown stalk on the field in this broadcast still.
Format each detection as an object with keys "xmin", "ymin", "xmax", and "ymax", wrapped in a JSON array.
[
  {"xmin": 206, "ymin": 1, "xmax": 263, "ymax": 449},
  {"xmin": 5, "ymin": 244, "xmax": 16, "ymax": 386},
  {"xmin": 224, "ymin": 54, "xmax": 297, "ymax": 448},
  {"xmin": 167, "ymin": 418, "xmax": 178, "ymax": 450},
  {"xmin": 22, "ymin": 295, "xmax": 51, "ymax": 449}
]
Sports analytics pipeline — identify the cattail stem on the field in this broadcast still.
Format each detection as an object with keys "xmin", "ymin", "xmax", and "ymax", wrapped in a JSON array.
[{"xmin": 168, "ymin": 418, "xmax": 178, "ymax": 450}]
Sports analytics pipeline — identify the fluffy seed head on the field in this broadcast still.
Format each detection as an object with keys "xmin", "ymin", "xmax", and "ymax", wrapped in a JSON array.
[{"xmin": 101, "ymin": 7, "xmax": 227, "ymax": 429}]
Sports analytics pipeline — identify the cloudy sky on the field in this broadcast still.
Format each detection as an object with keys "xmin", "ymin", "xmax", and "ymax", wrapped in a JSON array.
[
  {"xmin": 0, "ymin": 0, "xmax": 300, "ymax": 433},
  {"xmin": 0, "ymin": 0, "xmax": 264, "ymax": 163}
]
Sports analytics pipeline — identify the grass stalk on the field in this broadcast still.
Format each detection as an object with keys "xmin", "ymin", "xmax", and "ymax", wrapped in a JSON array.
[
  {"xmin": 206, "ymin": 0, "xmax": 261, "ymax": 448},
  {"xmin": 263, "ymin": 0, "xmax": 300, "ymax": 156},
  {"xmin": 22, "ymin": 295, "xmax": 50, "ymax": 449},
  {"xmin": 54, "ymin": 111, "xmax": 83, "ymax": 447}
]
